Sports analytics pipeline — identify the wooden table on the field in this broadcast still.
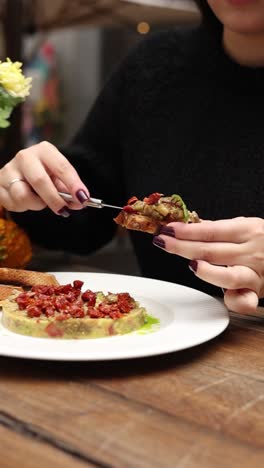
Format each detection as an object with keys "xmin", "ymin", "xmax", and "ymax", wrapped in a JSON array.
[{"xmin": 1, "ymin": 312, "xmax": 264, "ymax": 468}]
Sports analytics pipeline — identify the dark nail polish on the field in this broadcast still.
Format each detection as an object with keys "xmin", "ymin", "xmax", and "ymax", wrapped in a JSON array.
[
  {"xmin": 58, "ymin": 206, "xmax": 71, "ymax": 218},
  {"xmin": 189, "ymin": 260, "xmax": 198, "ymax": 274},
  {"xmin": 76, "ymin": 190, "xmax": 89, "ymax": 203},
  {"xmin": 157, "ymin": 226, "xmax": 175, "ymax": 238},
  {"xmin": 153, "ymin": 236, "xmax": 166, "ymax": 249}
]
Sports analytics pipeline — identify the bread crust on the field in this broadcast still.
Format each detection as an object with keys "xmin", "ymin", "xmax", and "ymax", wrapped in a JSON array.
[
  {"xmin": 114, "ymin": 212, "xmax": 159, "ymax": 234},
  {"xmin": 0, "ymin": 268, "xmax": 59, "ymax": 287},
  {"xmin": 114, "ymin": 210, "xmax": 200, "ymax": 234},
  {"xmin": 0, "ymin": 285, "xmax": 23, "ymax": 300}
]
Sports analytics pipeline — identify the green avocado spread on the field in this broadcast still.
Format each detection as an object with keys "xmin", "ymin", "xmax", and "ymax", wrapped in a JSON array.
[{"xmin": 137, "ymin": 314, "xmax": 160, "ymax": 335}]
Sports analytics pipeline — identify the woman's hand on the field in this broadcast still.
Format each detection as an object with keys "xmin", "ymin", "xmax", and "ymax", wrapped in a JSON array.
[
  {"xmin": 153, "ymin": 217, "xmax": 264, "ymax": 314},
  {"xmin": 0, "ymin": 141, "xmax": 90, "ymax": 217}
]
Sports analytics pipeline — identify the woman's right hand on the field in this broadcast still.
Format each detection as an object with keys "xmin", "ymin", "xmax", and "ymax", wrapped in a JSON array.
[{"xmin": 0, "ymin": 141, "xmax": 90, "ymax": 217}]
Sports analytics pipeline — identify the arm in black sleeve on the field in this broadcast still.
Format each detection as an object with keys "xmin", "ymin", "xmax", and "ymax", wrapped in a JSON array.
[{"xmin": 12, "ymin": 60, "xmax": 126, "ymax": 255}]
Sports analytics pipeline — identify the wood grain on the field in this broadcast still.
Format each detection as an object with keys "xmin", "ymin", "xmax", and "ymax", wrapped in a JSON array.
[
  {"xmin": 0, "ymin": 425, "xmax": 92, "ymax": 468},
  {"xmin": 1, "ymin": 317, "xmax": 264, "ymax": 467},
  {"xmin": 1, "ymin": 378, "xmax": 264, "ymax": 467}
]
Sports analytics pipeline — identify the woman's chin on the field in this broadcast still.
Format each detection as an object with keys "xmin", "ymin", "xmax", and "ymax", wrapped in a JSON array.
[{"xmin": 223, "ymin": 13, "xmax": 264, "ymax": 34}]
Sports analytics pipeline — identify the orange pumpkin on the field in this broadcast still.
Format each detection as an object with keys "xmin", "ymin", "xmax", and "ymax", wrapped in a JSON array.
[{"xmin": 0, "ymin": 218, "xmax": 32, "ymax": 268}]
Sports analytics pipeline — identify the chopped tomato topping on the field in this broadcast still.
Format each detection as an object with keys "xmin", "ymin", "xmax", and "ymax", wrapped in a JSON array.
[
  {"xmin": 56, "ymin": 313, "xmax": 70, "ymax": 321},
  {"xmin": 123, "ymin": 205, "xmax": 136, "ymax": 213},
  {"xmin": 45, "ymin": 307, "xmax": 55, "ymax": 317},
  {"xmin": 73, "ymin": 280, "xmax": 83, "ymax": 289},
  {"xmin": 45, "ymin": 323, "xmax": 64, "ymax": 337},
  {"xmin": 98, "ymin": 303, "xmax": 112, "ymax": 315},
  {"xmin": 26, "ymin": 305, "xmax": 42, "ymax": 318},
  {"xmin": 109, "ymin": 310, "xmax": 122, "ymax": 319},
  {"xmin": 70, "ymin": 306, "xmax": 85, "ymax": 318},
  {"xmin": 65, "ymin": 292, "xmax": 76, "ymax": 303},
  {"xmin": 127, "ymin": 196, "xmax": 138, "ymax": 205},
  {"xmin": 108, "ymin": 324, "xmax": 116, "ymax": 335},
  {"xmin": 117, "ymin": 293, "xmax": 134, "ymax": 313},
  {"xmin": 98, "ymin": 302, "xmax": 123, "ymax": 318},
  {"xmin": 14, "ymin": 282, "xmax": 136, "ymax": 322},
  {"xmin": 16, "ymin": 296, "xmax": 30, "ymax": 310},
  {"xmin": 143, "ymin": 192, "xmax": 163, "ymax": 205},
  {"xmin": 81, "ymin": 290, "xmax": 96, "ymax": 306},
  {"xmin": 31, "ymin": 286, "xmax": 55, "ymax": 295},
  {"xmin": 88, "ymin": 307, "xmax": 103, "ymax": 318}
]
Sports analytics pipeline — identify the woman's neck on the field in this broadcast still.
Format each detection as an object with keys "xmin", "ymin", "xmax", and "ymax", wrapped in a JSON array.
[{"xmin": 223, "ymin": 28, "xmax": 264, "ymax": 67}]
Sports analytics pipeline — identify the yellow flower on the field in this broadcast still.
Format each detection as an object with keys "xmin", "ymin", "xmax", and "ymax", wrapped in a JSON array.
[{"xmin": 0, "ymin": 58, "xmax": 32, "ymax": 99}]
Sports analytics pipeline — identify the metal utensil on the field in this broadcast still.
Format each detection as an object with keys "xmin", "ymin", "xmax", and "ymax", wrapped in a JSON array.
[{"xmin": 58, "ymin": 191, "xmax": 122, "ymax": 210}]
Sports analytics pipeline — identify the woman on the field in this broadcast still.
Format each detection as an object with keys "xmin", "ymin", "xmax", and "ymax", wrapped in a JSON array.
[
  {"xmin": 152, "ymin": 0, "xmax": 264, "ymax": 313},
  {"xmin": 0, "ymin": 0, "xmax": 264, "ymax": 314}
]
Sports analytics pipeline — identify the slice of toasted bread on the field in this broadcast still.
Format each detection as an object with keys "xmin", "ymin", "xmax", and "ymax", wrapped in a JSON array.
[
  {"xmin": 114, "ymin": 193, "xmax": 200, "ymax": 234},
  {"xmin": 0, "ymin": 268, "xmax": 59, "ymax": 287},
  {"xmin": 114, "ymin": 212, "xmax": 159, "ymax": 234},
  {"xmin": 0, "ymin": 285, "xmax": 23, "ymax": 300}
]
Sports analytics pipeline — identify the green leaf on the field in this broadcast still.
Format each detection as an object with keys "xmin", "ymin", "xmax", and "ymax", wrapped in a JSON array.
[
  {"xmin": 0, "ymin": 85, "xmax": 23, "ymax": 107},
  {"xmin": 0, "ymin": 118, "xmax": 10, "ymax": 128},
  {"xmin": 0, "ymin": 106, "xmax": 12, "ymax": 128},
  {"xmin": 0, "ymin": 87, "xmax": 24, "ymax": 128},
  {"xmin": 0, "ymin": 85, "xmax": 24, "ymax": 128}
]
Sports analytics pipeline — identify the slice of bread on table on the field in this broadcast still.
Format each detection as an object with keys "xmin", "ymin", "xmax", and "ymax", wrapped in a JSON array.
[{"xmin": 0, "ymin": 268, "xmax": 59, "ymax": 300}]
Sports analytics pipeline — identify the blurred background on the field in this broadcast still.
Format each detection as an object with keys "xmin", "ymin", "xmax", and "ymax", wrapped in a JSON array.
[{"xmin": 0, "ymin": 0, "xmax": 201, "ymax": 275}]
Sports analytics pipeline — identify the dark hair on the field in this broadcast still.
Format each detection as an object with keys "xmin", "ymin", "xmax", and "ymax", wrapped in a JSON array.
[{"xmin": 194, "ymin": 0, "xmax": 222, "ymax": 30}]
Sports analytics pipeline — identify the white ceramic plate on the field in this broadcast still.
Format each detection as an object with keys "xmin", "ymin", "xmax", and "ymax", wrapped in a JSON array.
[{"xmin": 0, "ymin": 272, "xmax": 229, "ymax": 361}]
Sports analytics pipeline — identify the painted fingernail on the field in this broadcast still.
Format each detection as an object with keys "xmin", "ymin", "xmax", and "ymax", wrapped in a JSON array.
[
  {"xmin": 76, "ymin": 189, "xmax": 89, "ymax": 203},
  {"xmin": 153, "ymin": 236, "xmax": 166, "ymax": 249},
  {"xmin": 189, "ymin": 260, "xmax": 198, "ymax": 274},
  {"xmin": 156, "ymin": 226, "xmax": 175, "ymax": 238},
  {"xmin": 58, "ymin": 206, "xmax": 71, "ymax": 218}
]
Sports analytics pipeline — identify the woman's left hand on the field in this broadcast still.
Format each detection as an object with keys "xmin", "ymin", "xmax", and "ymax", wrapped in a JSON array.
[{"xmin": 153, "ymin": 217, "xmax": 264, "ymax": 314}]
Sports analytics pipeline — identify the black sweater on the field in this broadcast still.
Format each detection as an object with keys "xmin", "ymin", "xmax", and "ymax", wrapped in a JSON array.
[{"xmin": 13, "ymin": 26, "xmax": 264, "ymax": 296}]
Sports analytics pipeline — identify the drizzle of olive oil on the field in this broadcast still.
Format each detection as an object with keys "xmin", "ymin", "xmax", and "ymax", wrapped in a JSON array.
[{"xmin": 137, "ymin": 314, "xmax": 160, "ymax": 335}]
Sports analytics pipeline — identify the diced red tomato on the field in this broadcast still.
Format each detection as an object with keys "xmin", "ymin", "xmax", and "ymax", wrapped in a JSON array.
[
  {"xmin": 16, "ymin": 296, "xmax": 30, "ymax": 310},
  {"xmin": 118, "ymin": 292, "xmax": 131, "ymax": 301},
  {"xmin": 108, "ymin": 324, "xmax": 116, "ymax": 335},
  {"xmin": 81, "ymin": 290, "xmax": 96, "ymax": 306},
  {"xmin": 73, "ymin": 280, "xmax": 84, "ymax": 289},
  {"xmin": 143, "ymin": 192, "xmax": 163, "ymax": 205},
  {"xmin": 118, "ymin": 300, "xmax": 133, "ymax": 313},
  {"xmin": 56, "ymin": 313, "xmax": 70, "ymax": 321},
  {"xmin": 109, "ymin": 310, "xmax": 122, "ymax": 319},
  {"xmin": 14, "ymin": 281, "xmax": 137, "ymax": 324},
  {"xmin": 123, "ymin": 205, "xmax": 136, "ymax": 213},
  {"xmin": 98, "ymin": 303, "xmax": 112, "ymax": 315},
  {"xmin": 26, "ymin": 305, "xmax": 42, "ymax": 318},
  {"xmin": 127, "ymin": 196, "xmax": 138, "ymax": 205},
  {"xmin": 88, "ymin": 307, "xmax": 103, "ymax": 318},
  {"xmin": 117, "ymin": 292, "xmax": 134, "ymax": 313},
  {"xmin": 70, "ymin": 306, "xmax": 85, "ymax": 318},
  {"xmin": 65, "ymin": 292, "xmax": 76, "ymax": 303},
  {"xmin": 45, "ymin": 307, "xmax": 55, "ymax": 317},
  {"xmin": 45, "ymin": 323, "xmax": 64, "ymax": 337},
  {"xmin": 58, "ymin": 284, "xmax": 73, "ymax": 294},
  {"xmin": 54, "ymin": 297, "xmax": 69, "ymax": 312}
]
